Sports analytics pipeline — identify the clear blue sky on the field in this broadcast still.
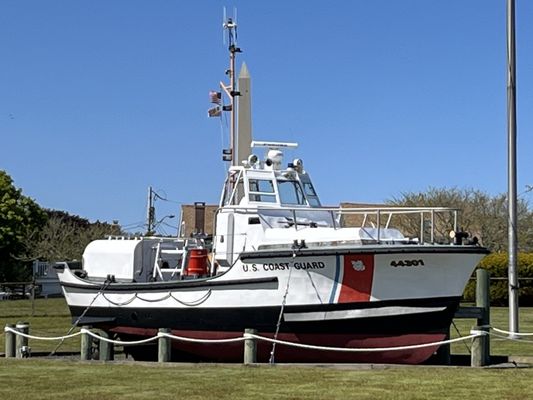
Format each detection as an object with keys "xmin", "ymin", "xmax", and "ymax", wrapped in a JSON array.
[{"xmin": 1, "ymin": 1, "xmax": 532, "ymax": 233}]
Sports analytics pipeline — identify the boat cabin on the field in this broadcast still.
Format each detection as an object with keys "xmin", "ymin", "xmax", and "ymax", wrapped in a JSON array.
[
  {"xmin": 212, "ymin": 142, "xmax": 407, "ymax": 271},
  {"xmin": 219, "ymin": 142, "xmax": 321, "ymax": 209}
]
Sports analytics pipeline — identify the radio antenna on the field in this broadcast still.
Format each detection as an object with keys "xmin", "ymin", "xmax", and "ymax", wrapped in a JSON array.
[
  {"xmin": 209, "ymin": 9, "xmax": 242, "ymax": 167},
  {"xmin": 223, "ymin": 9, "xmax": 238, "ymax": 49},
  {"xmin": 221, "ymin": 9, "xmax": 241, "ymax": 166},
  {"xmin": 222, "ymin": 7, "xmax": 227, "ymax": 45}
]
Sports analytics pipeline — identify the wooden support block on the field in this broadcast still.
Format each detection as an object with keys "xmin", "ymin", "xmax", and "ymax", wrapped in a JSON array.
[
  {"xmin": 15, "ymin": 322, "xmax": 29, "ymax": 358},
  {"xmin": 158, "ymin": 328, "xmax": 171, "ymax": 363},
  {"xmin": 80, "ymin": 326, "xmax": 92, "ymax": 361},
  {"xmin": 471, "ymin": 269, "xmax": 490, "ymax": 367},
  {"xmin": 99, "ymin": 330, "xmax": 114, "ymax": 361},
  {"xmin": 5, "ymin": 324, "xmax": 16, "ymax": 358},
  {"xmin": 244, "ymin": 328, "xmax": 257, "ymax": 365}
]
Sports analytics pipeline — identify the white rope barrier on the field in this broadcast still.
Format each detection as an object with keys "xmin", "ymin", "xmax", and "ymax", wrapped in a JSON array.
[
  {"xmin": 4, "ymin": 326, "xmax": 82, "ymax": 341},
  {"xmin": 7, "ymin": 324, "xmax": 533, "ymax": 353},
  {"xmin": 245, "ymin": 332, "xmax": 483, "ymax": 353},
  {"xmin": 80, "ymin": 330, "xmax": 247, "ymax": 346},
  {"xmin": 160, "ymin": 332, "xmax": 245, "ymax": 344},
  {"xmin": 491, "ymin": 327, "xmax": 533, "ymax": 337},
  {"xmin": 469, "ymin": 329, "xmax": 489, "ymax": 337},
  {"xmin": 81, "ymin": 329, "xmax": 160, "ymax": 346},
  {"xmin": 489, "ymin": 331, "xmax": 533, "ymax": 344},
  {"xmin": 3, "ymin": 325, "xmax": 483, "ymax": 352}
]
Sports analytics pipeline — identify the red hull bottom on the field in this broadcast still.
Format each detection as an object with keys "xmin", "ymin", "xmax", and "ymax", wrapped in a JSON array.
[{"xmin": 112, "ymin": 327, "xmax": 445, "ymax": 364}]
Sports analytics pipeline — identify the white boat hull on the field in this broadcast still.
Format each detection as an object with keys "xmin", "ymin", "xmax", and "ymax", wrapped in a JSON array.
[{"xmin": 58, "ymin": 245, "xmax": 487, "ymax": 364}]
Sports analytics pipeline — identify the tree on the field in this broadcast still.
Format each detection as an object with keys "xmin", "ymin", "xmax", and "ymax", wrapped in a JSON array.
[
  {"xmin": 0, "ymin": 171, "xmax": 47, "ymax": 281},
  {"xmin": 388, "ymin": 187, "xmax": 533, "ymax": 252},
  {"xmin": 22, "ymin": 211, "xmax": 123, "ymax": 263}
]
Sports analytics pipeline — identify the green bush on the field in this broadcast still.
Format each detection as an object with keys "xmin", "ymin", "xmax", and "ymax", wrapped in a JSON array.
[{"xmin": 463, "ymin": 252, "xmax": 533, "ymax": 306}]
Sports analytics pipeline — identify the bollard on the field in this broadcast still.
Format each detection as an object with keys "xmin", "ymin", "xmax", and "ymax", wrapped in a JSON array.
[
  {"xmin": 158, "ymin": 328, "xmax": 171, "ymax": 362},
  {"xmin": 99, "ymin": 330, "xmax": 114, "ymax": 361},
  {"xmin": 15, "ymin": 322, "xmax": 30, "ymax": 358},
  {"xmin": 80, "ymin": 326, "xmax": 92, "ymax": 361},
  {"xmin": 471, "ymin": 268, "xmax": 490, "ymax": 367},
  {"xmin": 244, "ymin": 328, "xmax": 257, "ymax": 365},
  {"xmin": 5, "ymin": 324, "xmax": 16, "ymax": 358}
]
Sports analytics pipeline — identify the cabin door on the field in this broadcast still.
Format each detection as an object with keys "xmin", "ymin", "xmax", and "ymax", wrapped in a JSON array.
[{"xmin": 214, "ymin": 212, "xmax": 234, "ymax": 270}]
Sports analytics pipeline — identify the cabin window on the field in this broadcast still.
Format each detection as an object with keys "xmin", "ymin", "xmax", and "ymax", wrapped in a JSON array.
[
  {"xmin": 249, "ymin": 179, "xmax": 276, "ymax": 203},
  {"xmin": 222, "ymin": 172, "xmax": 240, "ymax": 206},
  {"xmin": 278, "ymin": 180, "xmax": 306, "ymax": 205},
  {"xmin": 302, "ymin": 182, "xmax": 320, "ymax": 206},
  {"xmin": 222, "ymin": 180, "xmax": 231, "ymax": 206},
  {"xmin": 233, "ymin": 179, "xmax": 245, "ymax": 204},
  {"xmin": 303, "ymin": 182, "xmax": 317, "ymax": 197},
  {"xmin": 249, "ymin": 179, "xmax": 274, "ymax": 193},
  {"xmin": 224, "ymin": 172, "xmax": 245, "ymax": 205},
  {"xmin": 307, "ymin": 197, "xmax": 320, "ymax": 207}
]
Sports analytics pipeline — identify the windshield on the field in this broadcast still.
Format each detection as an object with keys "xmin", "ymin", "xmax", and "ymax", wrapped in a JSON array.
[
  {"xmin": 302, "ymin": 182, "xmax": 320, "ymax": 206},
  {"xmin": 278, "ymin": 180, "xmax": 307, "ymax": 205},
  {"xmin": 249, "ymin": 179, "xmax": 276, "ymax": 203}
]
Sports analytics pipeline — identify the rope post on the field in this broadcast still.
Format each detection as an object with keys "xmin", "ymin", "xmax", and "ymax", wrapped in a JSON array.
[
  {"xmin": 80, "ymin": 326, "xmax": 92, "ymax": 361},
  {"xmin": 5, "ymin": 324, "xmax": 16, "ymax": 358},
  {"xmin": 30, "ymin": 283, "xmax": 36, "ymax": 317},
  {"xmin": 471, "ymin": 268, "xmax": 490, "ymax": 367},
  {"xmin": 15, "ymin": 322, "xmax": 30, "ymax": 358},
  {"xmin": 243, "ymin": 328, "xmax": 257, "ymax": 365},
  {"xmin": 158, "ymin": 328, "xmax": 171, "ymax": 363},
  {"xmin": 99, "ymin": 330, "xmax": 114, "ymax": 361}
]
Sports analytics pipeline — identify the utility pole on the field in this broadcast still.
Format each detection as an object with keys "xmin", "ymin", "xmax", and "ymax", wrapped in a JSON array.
[
  {"xmin": 147, "ymin": 186, "xmax": 155, "ymax": 235},
  {"xmin": 507, "ymin": 0, "xmax": 519, "ymax": 336}
]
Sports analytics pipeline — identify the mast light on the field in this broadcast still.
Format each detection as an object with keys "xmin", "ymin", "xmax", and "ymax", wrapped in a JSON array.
[{"xmin": 292, "ymin": 158, "xmax": 304, "ymax": 173}]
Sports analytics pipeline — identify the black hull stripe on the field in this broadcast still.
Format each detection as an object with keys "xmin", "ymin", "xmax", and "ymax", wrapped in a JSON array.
[
  {"xmin": 240, "ymin": 246, "xmax": 489, "ymax": 260},
  {"xmin": 70, "ymin": 297, "xmax": 461, "ymax": 334},
  {"xmin": 61, "ymin": 276, "xmax": 278, "ymax": 292}
]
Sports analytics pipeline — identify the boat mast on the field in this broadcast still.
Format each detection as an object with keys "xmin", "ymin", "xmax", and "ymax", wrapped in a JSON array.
[
  {"xmin": 507, "ymin": 0, "xmax": 519, "ymax": 336},
  {"xmin": 221, "ymin": 16, "xmax": 241, "ymax": 166}
]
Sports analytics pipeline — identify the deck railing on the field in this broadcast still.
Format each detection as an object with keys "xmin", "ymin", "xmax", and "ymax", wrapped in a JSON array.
[{"xmin": 214, "ymin": 205, "xmax": 460, "ymax": 245}]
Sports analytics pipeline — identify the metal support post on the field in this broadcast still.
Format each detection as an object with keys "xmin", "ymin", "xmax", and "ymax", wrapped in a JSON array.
[{"xmin": 506, "ymin": 0, "xmax": 519, "ymax": 339}]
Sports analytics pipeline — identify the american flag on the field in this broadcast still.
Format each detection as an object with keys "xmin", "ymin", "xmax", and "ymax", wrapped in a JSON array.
[
  {"xmin": 209, "ymin": 91, "xmax": 221, "ymax": 105},
  {"xmin": 207, "ymin": 106, "xmax": 221, "ymax": 118}
]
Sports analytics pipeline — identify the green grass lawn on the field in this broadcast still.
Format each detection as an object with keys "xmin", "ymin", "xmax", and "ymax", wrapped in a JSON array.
[
  {"xmin": 0, "ymin": 297, "xmax": 80, "ymax": 353},
  {"xmin": 0, "ymin": 359, "xmax": 532, "ymax": 400},
  {"xmin": 2, "ymin": 298, "xmax": 533, "ymax": 399}
]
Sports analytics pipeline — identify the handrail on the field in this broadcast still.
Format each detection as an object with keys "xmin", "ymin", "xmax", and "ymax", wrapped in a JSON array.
[
  {"xmin": 216, "ymin": 205, "xmax": 459, "ymax": 213},
  {"xmin": 213, "ymin": 205, "xmax": 460, "ymax": 245}
]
